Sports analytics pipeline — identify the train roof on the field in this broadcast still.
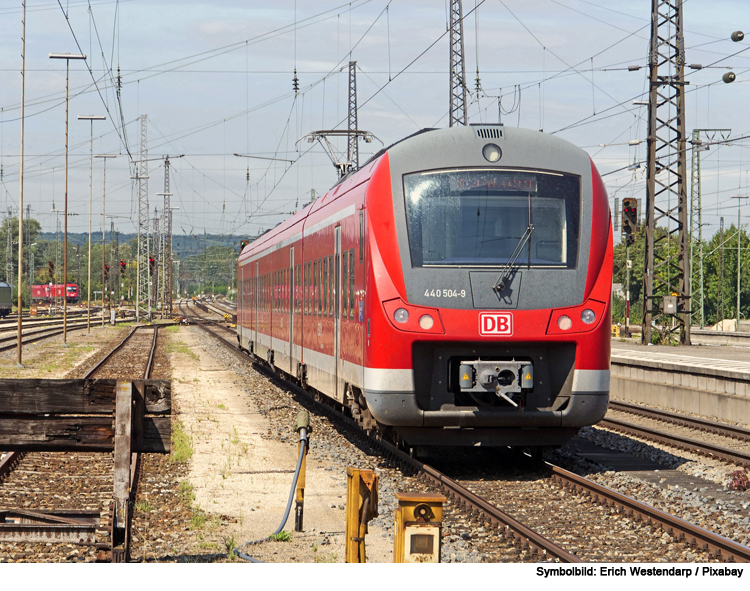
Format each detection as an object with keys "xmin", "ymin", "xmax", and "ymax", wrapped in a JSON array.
[{"xmin": 238, "ymin": 125, "xmax": 591, "ymax": 261}]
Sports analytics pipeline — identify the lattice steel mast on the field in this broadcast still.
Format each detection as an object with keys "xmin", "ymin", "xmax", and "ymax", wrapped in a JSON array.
[
  {"xmin": 347, "ymin": 61, "xmax": 359, "ymax": 171},
  {"xmin": 449, "ymin": 0, "xmax": 467, "ymax": 126},
  {"xmin": 136, "ymin": 115, "xmax": 150, "ymax": 322},
  {"xmin": 642, "ymin": 0, "xmax": 690, "ymax": 344},
  {"xmin": 164, "ymin": 156, "xmax": 174, "ymax": 317},
  {"xmin": 153, "ymin": 207, "xmax": 160, "ymax": 311}
]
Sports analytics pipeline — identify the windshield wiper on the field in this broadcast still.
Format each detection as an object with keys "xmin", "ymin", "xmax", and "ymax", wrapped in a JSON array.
[{"xmin": 493, "ymin": 223, "xmax": 534, "ymax": 293}]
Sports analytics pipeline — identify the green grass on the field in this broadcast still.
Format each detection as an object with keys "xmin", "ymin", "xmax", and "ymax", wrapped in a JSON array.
[
  {"xmin": 269, "ymin": 530, "xmax": 292, "ymax": 542},
  {"xmin": 164, "ymin": 324, "xmax": 181, "ymax": 333},
  {"xmin": 166, "ymin": 341, "xmax": 199, "ymax": 361},
  {"xmin": 179, "ymin": 480, "xmax": 196, "ymax": 504},
  {"xmin": 171, "ymin": 420, "xmax": 194, "ymax": 463},
  {"xmin": 135, "ymin": 500, "xmax": 154, "ymax": 513}
]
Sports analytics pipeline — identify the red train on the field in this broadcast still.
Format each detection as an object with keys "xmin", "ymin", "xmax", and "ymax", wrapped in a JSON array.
[
  {"xmin": 237, "ymin": 125, "xmax": 612, "ymax": 451},
  {"xmin": 31, "ymin": 283, "xmax": 80, "ymax": 304}
]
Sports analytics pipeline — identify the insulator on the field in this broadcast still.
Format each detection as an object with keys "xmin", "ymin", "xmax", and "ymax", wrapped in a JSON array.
[{"xmin": 723, "ymin": 71, "xmax": 737, "ymax": 84}]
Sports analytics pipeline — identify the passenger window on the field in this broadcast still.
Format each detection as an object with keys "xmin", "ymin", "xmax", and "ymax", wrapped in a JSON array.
[
  {"xmin": 313, "ymin": 261, "xmax": 318, "ymax": 316},
  {"xmin": 323, "ymin": 257, "xmax": 328, "ymax": 316},
  {"xmin": 342, "ymin": 251, "xmax": 349, "ymax": 319},
  {"xmin": 328, "ymin": 255, "xmax": 334, "ymax": 317},
  {"xmin": 349, "ymin": 248, "xmax": 355, "ymax": 319}
]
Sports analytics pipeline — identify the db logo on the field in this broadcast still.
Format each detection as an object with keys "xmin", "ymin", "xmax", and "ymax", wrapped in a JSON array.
[{"xmin": 479, "ymin": 312, "xmax": 513, "ymax": 336}]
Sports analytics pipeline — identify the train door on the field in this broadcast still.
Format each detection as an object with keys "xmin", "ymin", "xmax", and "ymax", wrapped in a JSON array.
[
  {"xmin": 334, "ymin": 226, "xmax": 342, "ymax": 401},
  {"xmin": 289, "ymin": 247, "xmax": 295, "ymax": 374}
]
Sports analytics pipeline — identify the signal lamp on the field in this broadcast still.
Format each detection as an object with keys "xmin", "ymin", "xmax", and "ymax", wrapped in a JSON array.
[
  {"xmin": 557, "ymin": 315, "xmax": 572, "ymax": 331},
  {"xmin": 482, "ymin": 143, "xmax": 502, "ymax": 163},
  {"xmin": 418, "ymin": 315, "xmax": 434, "ymax": 330},
  {"xmin": 394, "ymin": 308, "xmax": 409, "ymax": 324},
  {"xmin": 581, "ymin": 309, "xmax": 596, "ymax": 325}
]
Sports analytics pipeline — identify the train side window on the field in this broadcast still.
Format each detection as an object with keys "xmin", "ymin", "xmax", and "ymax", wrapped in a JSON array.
[
  {"xmin": 321, "ymin": 259, "xmax": 325, "ymax": 316},
  {"xmin": 342, "ymin": 251, "xmax": 349, "ymax": 319},
  {"xmin": 328, "ymin": 254, "xmax": 333, "ymax": 317},
  {"xmin": 323, "ymin": 257, "xmax": 328, "ymax": 317},
  {"xmin": 296, "ymin": 264, "xmax": 301, "ymax": 313},
  {"xmin": 349, "ymin": 248, "xmax": 355, "ymax": 319},
  {"xmin": 305, "ymin": 262, "xmax": 310, "ymax": 315},
  {"xmin": 313, "ymin": 260, "xmax": 318, "ymax": 316}
]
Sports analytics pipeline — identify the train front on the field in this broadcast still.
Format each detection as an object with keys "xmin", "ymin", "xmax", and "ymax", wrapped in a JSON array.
[{"xmin": 363, "ymin": 125, "xmax": 612, "ymax": 449}]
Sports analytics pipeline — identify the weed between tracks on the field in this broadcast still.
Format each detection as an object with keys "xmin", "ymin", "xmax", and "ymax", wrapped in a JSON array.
[
  {"xmin": 172, "ymin": 419, "xmax": 194, "ymax": 463},
  {"xmin": 167, "ymin": 340, "xmax": 199, "ymax": 361},
  {"xmin": 178, "ymin": 480, "xmax": 221, "ymax": 532}
]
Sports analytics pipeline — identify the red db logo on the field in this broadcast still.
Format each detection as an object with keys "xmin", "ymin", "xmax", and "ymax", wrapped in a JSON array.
[{"xmin": 479, "ymin": 312, "xmax": 513, "ymax": 336}]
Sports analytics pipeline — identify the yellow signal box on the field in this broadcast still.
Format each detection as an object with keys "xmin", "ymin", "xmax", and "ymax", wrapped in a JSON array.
[{"xmin": 393, "ymin": 492, "xmax": 446, "ymax": 563}]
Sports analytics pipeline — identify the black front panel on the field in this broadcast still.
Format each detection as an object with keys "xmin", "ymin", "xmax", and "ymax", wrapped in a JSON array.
[{"xmin": 412, "ymin": 341, "xmax": 576, "ymax": 412}]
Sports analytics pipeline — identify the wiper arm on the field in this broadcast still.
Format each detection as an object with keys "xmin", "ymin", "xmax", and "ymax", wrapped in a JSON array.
[{"xmin": 493, "ymin": 224, "xmax": 534, "ymax": 293}]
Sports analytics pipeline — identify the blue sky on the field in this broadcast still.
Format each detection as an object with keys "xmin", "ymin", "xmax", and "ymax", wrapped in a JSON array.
[{"xmin": 1, "ymin": 0, "xmax": 749, "ymax": 240}]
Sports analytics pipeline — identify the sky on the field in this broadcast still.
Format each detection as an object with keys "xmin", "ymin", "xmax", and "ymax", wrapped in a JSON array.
[{"xmin": 1, "ymin": 0, "xmax": 750, "ymax": 242}]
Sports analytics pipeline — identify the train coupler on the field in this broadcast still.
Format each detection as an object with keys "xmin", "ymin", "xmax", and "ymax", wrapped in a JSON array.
[{"xmin": 458, "ymin": 359, "xmax": 533, "ymax": 406}]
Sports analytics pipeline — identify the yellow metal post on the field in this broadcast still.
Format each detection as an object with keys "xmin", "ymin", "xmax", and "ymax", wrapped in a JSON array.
[
  {"xmin": 294, "ymin": 411, "xmax": 310, "ymax": 532},
  {"xmin": 394, "ymin": 492, "xmax": 446, "ymax": 563},
  {"xmin": 345, "ymin": 467, "xmax": 379, "ymax": 563}
]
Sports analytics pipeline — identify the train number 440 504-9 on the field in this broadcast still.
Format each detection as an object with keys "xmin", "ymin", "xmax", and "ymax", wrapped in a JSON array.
[{"xmin": 424, "ymin": 289, "xmax": 466, "ymax": 298}]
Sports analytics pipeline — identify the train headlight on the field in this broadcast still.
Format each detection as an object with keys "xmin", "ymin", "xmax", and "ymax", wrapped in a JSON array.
[
  {"xmin": 394, "ymin": 308, "xmax": 409, "ymax": 324},
  {"xmin": 419, "ymin": 314, "xmax": 434, "ymax": 330},
  {"xmin": 581, "ymin": 309, "xmax": 596, "ymax": 324},
  {"xmin": 482, "ymin": 143, "xmax": 502, "ymax": 163},
  {"xmin": 557, "ymin": 315, "xmax": 572, "ymax": 330}
]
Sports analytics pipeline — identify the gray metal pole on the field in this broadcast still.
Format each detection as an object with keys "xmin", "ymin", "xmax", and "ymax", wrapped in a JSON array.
[
  {"xmin": 16, "ymin": 0, "xmax": 26, "ymax": 366},
  {"xmin": 733, "ymin": 195, "xmax": 748, "ymax": 329}
]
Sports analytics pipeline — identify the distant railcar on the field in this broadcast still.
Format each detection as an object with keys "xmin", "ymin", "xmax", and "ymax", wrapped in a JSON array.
[
  {"xmin": 236, "ymin": 125, "xmax": 613, "ymax": 451},
  {"xmin": 31, "ymin": 283, "xmax": 80, "ymax": 304},
  {"xmin": 0, "ymin": 282, "xmax": 11, "ymax": 318}
]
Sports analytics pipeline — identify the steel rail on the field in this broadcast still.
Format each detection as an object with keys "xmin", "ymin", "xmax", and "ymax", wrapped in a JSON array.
[
  {"xmin": 547, "ymin": 463, "xmax": 750, "ymax": 563},
  {"xmin": 83, "ymin": 324, "xmax": 159, "ymax": 561},
  {"xmin": 0, "ymin": 319, "xmax": 91, "ymax": 343},
  {"xmin": 381, "ymin": 439, "xmax": 583, "ymax": 563},
  {"xmin": 0, "ymin": 451, "xmax": 23, "ymax": 482},
  {"xmin": 608, "ymin": 400, "xmax": 750, "ymax": 441},
  {"xmin": 598, "ymin": 417, "xmax": 750, "ymax": 468},
  {"xmin": 83, "ymin": 325, "xmax": 141, "ymax": 379},
  {"xmin": 145, "ymin": 326, "xmax": 159, "ymax": 379},
  {"xmin": 0, "ymin": 317, "xmax": 130, "ymax": 353}
]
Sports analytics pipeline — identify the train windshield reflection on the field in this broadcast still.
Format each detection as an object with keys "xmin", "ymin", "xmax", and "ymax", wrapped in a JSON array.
[{"xmin": 403, "ymin": 169, "xmax": 580, "ymax": 268}]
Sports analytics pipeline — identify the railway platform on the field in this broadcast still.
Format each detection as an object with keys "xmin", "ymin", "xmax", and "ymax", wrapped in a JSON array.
[{"xmin": 610, "ymin": 340, "xmax": 750, "ymax": 425}]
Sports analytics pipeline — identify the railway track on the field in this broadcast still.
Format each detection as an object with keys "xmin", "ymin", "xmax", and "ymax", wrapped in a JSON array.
[
  {"xmin": 0, "ymin": 325, "xmax": 159, "ymax": 562},
  {"xmin": 0, "ymin": 316, "xmax": 133, "ymax": 353},
  {"xmin": 181, "ymin": 302, "xmax": 750, "ymax": 563},
  {"xmin": 600, "ymin": 401, "xmax": 750, "ymax": 468}
]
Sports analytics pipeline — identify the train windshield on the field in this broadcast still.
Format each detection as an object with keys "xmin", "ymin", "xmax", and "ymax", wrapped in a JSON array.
[{"xmin": 403, "ymin": 169, "xmax": 580, "ymax": 268}]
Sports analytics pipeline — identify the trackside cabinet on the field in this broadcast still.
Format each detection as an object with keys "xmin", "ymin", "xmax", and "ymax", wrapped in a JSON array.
[{"xmin": 393, "ymin": 492, "xmax": 446, "ymax": 563}]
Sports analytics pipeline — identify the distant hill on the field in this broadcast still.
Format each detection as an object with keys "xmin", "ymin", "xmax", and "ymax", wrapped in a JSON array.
[{"xmin": 37, "ymin": 232, "xmax": 250, "ymax": 258}]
